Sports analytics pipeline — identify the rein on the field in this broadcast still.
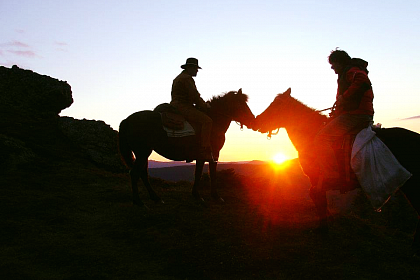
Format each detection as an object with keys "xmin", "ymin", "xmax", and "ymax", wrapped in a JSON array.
[
  {"xmin": 212, "ymin": 110, "xmax": 244, "ymax": 130},
  {"xmin": 266, "ymin": 104, "xmax": 333, "ymax": 140},
  {"xmin": 316, "ymin": 106, "xmax": 333, "ymax": 113},
  {"xmin": 267, "ymin": 128, "xmax": 279, "ymax": 139}
]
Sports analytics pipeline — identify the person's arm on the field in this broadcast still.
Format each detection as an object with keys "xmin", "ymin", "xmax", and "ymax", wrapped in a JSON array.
[
  {"xmin": 186, "ymin": 77, "xmax": 207, "ymax": 109},
  {"xmin": 342, "ymin": 68, "xmax": 371, "ymax": 100},
  {"xmin": 340, "ymin": 68, "xmax": 372, "ymax": 111}
]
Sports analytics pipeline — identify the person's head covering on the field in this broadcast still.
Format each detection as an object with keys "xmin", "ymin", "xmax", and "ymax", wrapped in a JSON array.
[{"xmin": 181, "ymin": 58, "xmax": 201, "ymax": 69}]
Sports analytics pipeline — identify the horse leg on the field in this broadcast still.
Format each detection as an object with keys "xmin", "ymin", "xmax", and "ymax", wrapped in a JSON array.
[
  {"xmin": 400, "ymin": 178, "xmax": 420, "ymax": 255},
  {"xmin": 130, "ymin": 162, "xmax": 143, "ymax": 206},
  {"xmin": 138, "ymin": 158, "xmax": 164, "ymax": 204},
  {"xmin": 413, "ymin": 222, "xmax": 420, "ymax": 257},
  {"xmin": 309, "ymin": 186, "xmax": 329, "ymax": 235},
  {"xmin": 192, "ymin": 160, "xmax": 205, "ymax": 202},
  {"xmin": 209, "ymin": 161, "xmax": 224, "ymax": 203}
]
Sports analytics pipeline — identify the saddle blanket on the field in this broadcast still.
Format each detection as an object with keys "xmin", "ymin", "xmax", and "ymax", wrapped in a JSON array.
[
  {"xmin": 163, "ymin": 121, "xmax": 195, "ymax": 137},
  {"xmin": 351, "ymin": 126, "xmax": 412, "ymax": 211}
]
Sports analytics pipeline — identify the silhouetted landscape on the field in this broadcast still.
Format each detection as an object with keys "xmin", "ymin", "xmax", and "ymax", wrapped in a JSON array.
[{"xmin": 1, "ymin": 65, "xmax": 419, "ymax": 279}]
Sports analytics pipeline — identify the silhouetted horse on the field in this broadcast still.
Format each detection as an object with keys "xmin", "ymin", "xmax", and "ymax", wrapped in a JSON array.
[
  {"xmin": 253, "ymin": 88, "xmax": 420, "ymax": 255},
  {"xmin": 118, "ymin": 89, "xmax": 255, "ymax": 206}
]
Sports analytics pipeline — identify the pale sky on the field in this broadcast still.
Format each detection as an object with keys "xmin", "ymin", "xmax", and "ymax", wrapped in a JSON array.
[{"xmin": 1, "ymin": 0, "xmax": 419, "ymax": 162}]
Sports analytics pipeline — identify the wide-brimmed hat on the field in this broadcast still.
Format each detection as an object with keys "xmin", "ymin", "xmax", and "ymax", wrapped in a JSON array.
[{"xmin": 181, "ymin": 57, "xmax": 201, "ymax": 69}]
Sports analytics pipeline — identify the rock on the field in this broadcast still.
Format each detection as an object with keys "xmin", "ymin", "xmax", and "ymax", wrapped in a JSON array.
[
  {"xmin": 0, "ymin": 134, "xmax": 35, "ymax": 171},
  {"xmin": 59, "ymin": 117, "xmax": 124, "ymax": 171},
  {"xmin": 0, "ymin": 65, "xmax": 73, "ymax": 119},
  {"xmin": 0, "ymin": 65, "xmax": 124, "ymax": 172}
]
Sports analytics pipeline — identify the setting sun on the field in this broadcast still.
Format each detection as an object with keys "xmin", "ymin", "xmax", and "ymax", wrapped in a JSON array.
[{"xmin": 273, "ymin": 153, "xmax": 288, "ymax": 164}]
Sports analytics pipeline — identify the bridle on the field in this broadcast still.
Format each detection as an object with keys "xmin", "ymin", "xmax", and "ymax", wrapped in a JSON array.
[{"xmin": 213, "ymin": 110, "xmax": 246, "ymax": 130}]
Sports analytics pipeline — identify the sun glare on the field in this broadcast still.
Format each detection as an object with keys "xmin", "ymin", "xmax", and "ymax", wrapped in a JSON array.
[{"xmin": 273, "ymin": 153, "xmax": 287, "ymax": 164}]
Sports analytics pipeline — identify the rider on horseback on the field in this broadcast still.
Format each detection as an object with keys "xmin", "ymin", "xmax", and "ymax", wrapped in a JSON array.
[
  {"xmin": 170, "ymin": 58, "xmax": 214, "ymax": 161},
  {"xmin": 314, "ymin": 49, "xmax": 374, "ymax": 189}
]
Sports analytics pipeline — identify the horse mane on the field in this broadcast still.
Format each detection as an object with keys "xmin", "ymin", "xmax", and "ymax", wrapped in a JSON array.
[
  {"xmin": 277, "ymin": 93, "xmax": 328, "ymax": 123},
  {"xmin": 209, "ymin": 90, "xmax": 249, "ymax": 110}
]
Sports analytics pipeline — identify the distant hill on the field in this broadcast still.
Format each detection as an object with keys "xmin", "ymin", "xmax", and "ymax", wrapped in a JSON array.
[
  {"xmin": 147, "ymin": 160, "xmax": 194, "ymax": 168},
  {"xmin": 147, "ymin": 159, "xmax": 267, "ymax": 169},
  {"xmin": 148, "ymin": 159, "xmax": 305, "ymax": 182}
]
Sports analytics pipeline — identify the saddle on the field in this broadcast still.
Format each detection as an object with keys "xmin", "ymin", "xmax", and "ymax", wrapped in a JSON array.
[
  {"xmin": 154, "ymin": 103, "xmax": 184, "ymax": 129},
  {"xmin": 154, "ymin": 103, "xmax": 196, "ymax": 137}
]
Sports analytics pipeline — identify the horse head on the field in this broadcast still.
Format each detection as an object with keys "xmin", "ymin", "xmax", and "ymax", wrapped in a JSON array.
[
  {"xmin": 253, "ymin": 88, "xmax": 292, "ymax": 134},
  {"xmin": 210, "ymin": 88, "xmax": 255, "ymax": 129}
]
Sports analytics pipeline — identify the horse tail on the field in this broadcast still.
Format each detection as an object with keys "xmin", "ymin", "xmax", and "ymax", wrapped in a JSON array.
[{"xmin": 118, "ymin": 119, "xmax": 135, "ymax": 169}]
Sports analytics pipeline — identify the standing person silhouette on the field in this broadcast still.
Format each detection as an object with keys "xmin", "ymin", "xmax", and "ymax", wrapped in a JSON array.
[
  {"xmin": 314, "ymin": 49, "xmax": 374, "ymax": 188},
  {"xmin": 170, "ymin": 58, "xmax": 213, "ymax": 161}
]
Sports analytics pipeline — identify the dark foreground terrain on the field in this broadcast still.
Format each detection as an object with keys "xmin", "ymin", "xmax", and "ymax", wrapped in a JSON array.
[
  {"xmin": 1, "ymin": 157, "xmax": 419, "ymax": 280},
  {"xmin": 2, "ymin": 65, "xmax": 418, "ymax": 279}
]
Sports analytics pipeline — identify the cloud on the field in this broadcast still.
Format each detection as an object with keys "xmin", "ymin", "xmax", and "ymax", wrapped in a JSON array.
[
  {"xmin": 55, "ymin": 41, "xmax": 68, "ymax": 46},
  {"xmin": 54, "ymin": 41, "xmax": 69, "ymax": 52},
  {"xmin": 401, "ymin": 115, "xmax": 420, "ymax": 120},
  {"xmin": 0, "ymin": 40, "xmax": 37, "ymax": 58},
  {"xmin": 1, "ymin": 40, "xmax": 30, "ymax": 48},
  {"xmin": 7, "ymin": 50, "xmax": 37, "ymax": 57}
]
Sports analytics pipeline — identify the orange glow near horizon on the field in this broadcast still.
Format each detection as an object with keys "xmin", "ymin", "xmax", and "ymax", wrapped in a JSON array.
[
  {"xmin": 273, "ymin": 153, "xmax": 288, "ymax": 164},
  {"xmin": 269, "ymin": 153, "xmax": 292, "ymax": 171}
]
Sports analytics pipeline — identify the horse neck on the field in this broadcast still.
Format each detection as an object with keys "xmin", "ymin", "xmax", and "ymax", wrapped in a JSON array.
[
  {"xmin": 208, "ymin": 104, "xmax": 232, "ymax": 135},
  {"xmin": 282, "ymin": 101, "xmax": 327, "ymax": 152}
]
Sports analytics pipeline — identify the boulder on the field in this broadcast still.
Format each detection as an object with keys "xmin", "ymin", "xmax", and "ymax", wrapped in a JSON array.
[
  {"xmin": 0, "ymin": 65, "xmax": 73, "ymax": 119},
  {"xmin": 0, "ymin": 65, "xmax": 124, "ymax": 172},
  {"xmin": 59, "ymin": 117, "xmax": 124, "ymax": 171}
]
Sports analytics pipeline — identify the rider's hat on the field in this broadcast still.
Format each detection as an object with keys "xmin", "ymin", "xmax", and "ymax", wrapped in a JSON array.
[{"xmin": 181, "ymin": 58, "xmax": 202, "ymax": 69}]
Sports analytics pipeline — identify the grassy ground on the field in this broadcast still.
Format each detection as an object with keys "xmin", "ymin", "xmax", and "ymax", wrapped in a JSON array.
[{"xmin": 1, "ymin": 158, "xmax": 419, "ymax": 280}]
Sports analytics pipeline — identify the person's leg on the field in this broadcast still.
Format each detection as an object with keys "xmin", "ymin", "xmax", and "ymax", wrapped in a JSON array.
[
  {"xmin": 314, "ymin": 114, "xmax": 371, "ymax": 179},
  {"xmin": 171, "ymin": 104, "xmax": 213, "ymax": 160},
  {"xmin": 171, "ymin": 104, "xmax": 212, "ymax": 144},
  {"xmin": 181, "ymin": 107, "xmax": 212, "ymax": 147}
]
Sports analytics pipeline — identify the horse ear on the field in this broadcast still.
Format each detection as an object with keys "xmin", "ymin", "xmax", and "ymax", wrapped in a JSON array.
[
  {"xmin": 284, "ymin": 88, "xmax": 291, "ymax": 96},
  {"xmin": 238, "ymin": 88, "xmax": 242, "ymax": 95}
]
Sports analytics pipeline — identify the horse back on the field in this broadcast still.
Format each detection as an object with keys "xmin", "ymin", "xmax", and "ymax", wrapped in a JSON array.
[
  {"xmin": 121, "ymin": 110, "xmax": 199, "ymax": 161},
  {"xmin": 374, "ymin": 127, "xmax": 420, "ymax": 174}
]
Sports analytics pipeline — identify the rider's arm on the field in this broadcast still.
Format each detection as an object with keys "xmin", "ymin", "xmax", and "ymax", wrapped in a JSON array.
[
  {"xmin": 186, "ymin": 77, "xmax": 207, "ymax": 109},
  {"xmin": 342, "ymin": 68, "xmax": 372, "ymax": 101}
]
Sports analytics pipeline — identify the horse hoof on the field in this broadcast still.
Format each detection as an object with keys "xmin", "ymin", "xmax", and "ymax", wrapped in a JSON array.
[
  {"xmin": 212, "ymin": 196, "xmax": 225, "ymax": 204},
  {"xmin": 413, "ymin": 250, "xmax": 420, "ymax": 259},
  {"xmin": 211, "ymin": 193, "xmax": 225, "ymax": 203},
  {"xmin": 194, "ymin": 195, "xmax": 205, "ymax": 203}
]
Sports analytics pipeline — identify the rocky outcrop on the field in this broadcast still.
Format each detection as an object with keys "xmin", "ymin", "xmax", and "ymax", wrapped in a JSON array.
[
  {"xmin": 59, "ymin": 117, "xmax": 123, "ymax": 171},
  {"xmin": 0, "ymin": 65, "xmax": 124, "ymax": 172},
  {"xmin": 0, "ymin": 65, "xmax": 73, "ymax": 119}
]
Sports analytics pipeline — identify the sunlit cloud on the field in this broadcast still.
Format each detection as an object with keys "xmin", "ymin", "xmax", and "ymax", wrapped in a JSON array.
[
  {"xmin": 402, "ymin": 115, "xmax": 420, "ymax": 121},
  {"xmin": 1, "ymin": 40, "xmax": 30, "ymax": 48},
  {"xmin": 15, "ymin": 29, "xmax": 25, "ymax": 34},
  {"xmin": 55, "ymin": 41, "xmax": 68, "ymax": 52},
  {"xmin": 7, "ymin": 50, "xmax": 37, "ymax": 57},
  {"xmin": 0, "ymin": 40, "xmax": 37, "ymax": 58}
]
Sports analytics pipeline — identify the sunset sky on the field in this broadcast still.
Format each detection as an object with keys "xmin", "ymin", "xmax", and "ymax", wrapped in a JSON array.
[{"xmin": 1, "ymin": 0, "xmax": 419, "ymax": 162}]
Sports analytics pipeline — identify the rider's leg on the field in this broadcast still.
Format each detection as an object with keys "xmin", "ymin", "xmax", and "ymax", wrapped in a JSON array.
[{"xmin": 314, "ymin": 114, "xmax": 372, "ymax": 182}]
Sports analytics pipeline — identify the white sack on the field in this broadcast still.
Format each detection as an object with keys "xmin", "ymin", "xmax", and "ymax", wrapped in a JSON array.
[{"xmin": 351, "ymin": 126, "xmax": 412, "ymax": 211}]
